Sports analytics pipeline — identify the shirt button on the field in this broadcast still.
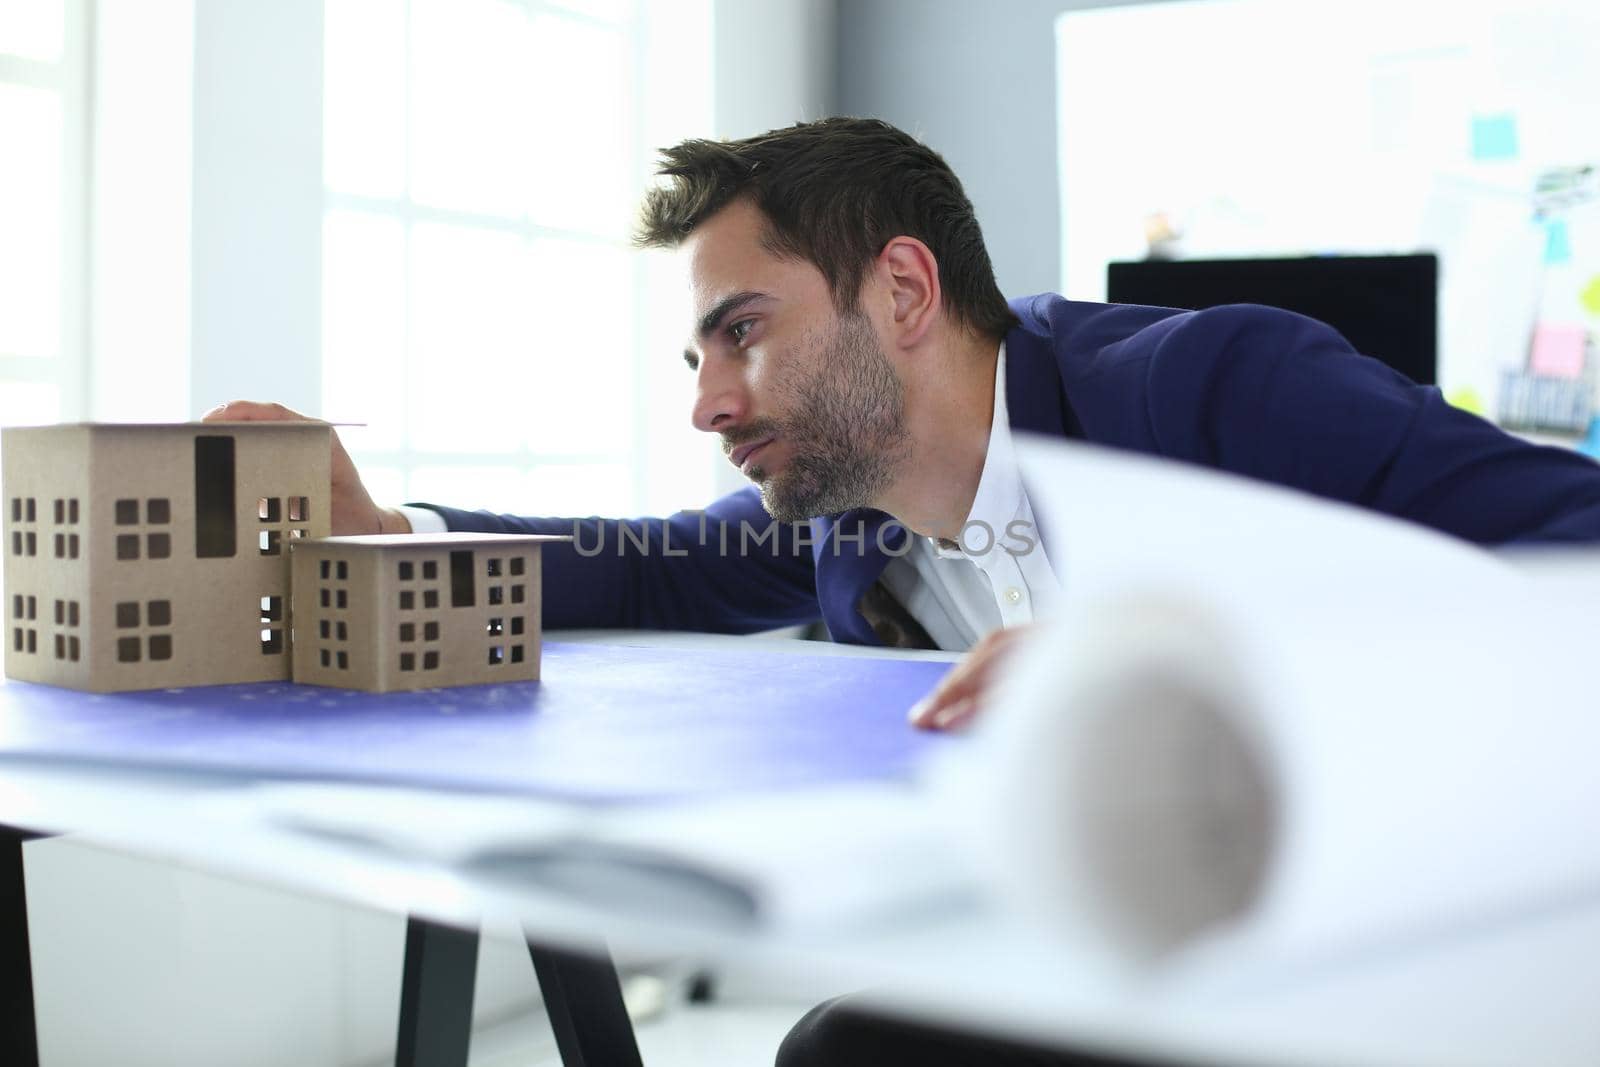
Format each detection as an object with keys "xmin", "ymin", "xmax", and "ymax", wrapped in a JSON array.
[{"xmin": 1005, "ymin": 587, "xmax": 1023, "ymax": 604}]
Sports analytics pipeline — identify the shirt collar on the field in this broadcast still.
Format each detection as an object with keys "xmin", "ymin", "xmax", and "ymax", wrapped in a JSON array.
[{"xmin": 931, "ymin": 341, "xmax": 1022, "ymax": 562}]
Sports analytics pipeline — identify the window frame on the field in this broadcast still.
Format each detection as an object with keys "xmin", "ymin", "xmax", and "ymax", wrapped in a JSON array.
[{"xmin": 320, "ymin": 0, "xmax": 665, "ymax": 516}]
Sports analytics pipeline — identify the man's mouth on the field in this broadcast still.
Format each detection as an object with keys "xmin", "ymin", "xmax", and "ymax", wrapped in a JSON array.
[{"xmin": 729, "ymin": 437, "xmax": 775, "ymax": 474}]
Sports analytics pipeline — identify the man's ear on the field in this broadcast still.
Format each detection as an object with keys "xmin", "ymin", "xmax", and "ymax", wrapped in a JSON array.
[{"xmin": 876, "ymin": 236, "xmax": 942, "ymax": 349}]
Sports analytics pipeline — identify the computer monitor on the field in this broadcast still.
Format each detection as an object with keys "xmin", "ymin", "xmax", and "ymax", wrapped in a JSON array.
[{"xmin": 1106, "ymin": 254, "xmax": 1438, "ymax": 386}]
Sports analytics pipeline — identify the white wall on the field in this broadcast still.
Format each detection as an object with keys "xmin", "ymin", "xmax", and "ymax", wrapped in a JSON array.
[
  {"xmin": 834, "ymin": 0, "xmax": 1155, "ymax": 300},
  {"xmin": 713, "ymin": 0, "xmax": 835, "ymax": 137},
  {"xmin": 707, "ymin": 0, "xmax": 837, "ymax": 501}
]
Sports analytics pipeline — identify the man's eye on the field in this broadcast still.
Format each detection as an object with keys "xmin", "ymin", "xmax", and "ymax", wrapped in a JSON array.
[{"xmin": 728, "ymin": 319, "xmax": 755, "ymax": 343}]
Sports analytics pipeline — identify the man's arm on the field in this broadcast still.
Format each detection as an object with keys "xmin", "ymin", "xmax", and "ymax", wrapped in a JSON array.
[
  {"xmin": 1140, "ymin": 305, "xmax": 1600, "ymax": 544},
  {"xmin": 418, "ymin": 488, "xmax": 820, "ymax": 632},
  {"xmin": 203, "ymin": 399, "xmax": 820, "ymax": 634},
  {"xmin": 203, "ymin": 401, "xmax": 414, "ymax": 535}
]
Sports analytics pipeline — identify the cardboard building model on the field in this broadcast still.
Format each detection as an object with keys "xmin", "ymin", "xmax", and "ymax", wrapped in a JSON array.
[
  {"xmin": 3, "ymin": 422, "xmax": 333, "ymax": 691},
  {"xmin": 290, "ymin": 533, "xmax": 556, "ymax": 693},
  {"xmin": 2, "ymin": 423, "xmax": 559, "ymax": 694}
]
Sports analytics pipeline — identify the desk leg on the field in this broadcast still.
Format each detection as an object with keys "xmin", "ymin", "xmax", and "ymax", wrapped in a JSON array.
[
  {"xmin": 527, "ymin": 938, "xmax": 644, "ymax": 1067},
  {"xmin": 0, "ymin": 824, "xmax": 41, "ymax": 1067},
  {"xmin": 395, "ymin": 916, "xmax": 480, "ymax": 1067}
]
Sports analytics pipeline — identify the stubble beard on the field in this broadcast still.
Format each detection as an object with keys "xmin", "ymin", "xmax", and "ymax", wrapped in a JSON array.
[{"xmin": 750, "ymin": 312, "xmax": 912, "ymax": 523}]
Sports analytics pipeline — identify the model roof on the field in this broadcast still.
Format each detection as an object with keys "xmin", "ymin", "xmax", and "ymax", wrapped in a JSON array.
[
  {"xmin": 7, "ymin": 421, "xmax": 337, "ymax": 431},
  {"xmin": 294, "ymin": 532, "xmax": 571, "ymax": 550}
]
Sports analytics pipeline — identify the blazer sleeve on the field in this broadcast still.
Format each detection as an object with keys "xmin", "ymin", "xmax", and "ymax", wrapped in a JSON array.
[
  {"xmin": 414, "ymin": 486, "xmax": 821, "ymax": 631},
  {"xmin": 1141, "ymin": 304, "xmax": 1600, "ymax": 544}
]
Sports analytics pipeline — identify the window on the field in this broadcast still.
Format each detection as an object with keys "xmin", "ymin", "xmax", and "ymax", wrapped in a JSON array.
[
  {"xmin": 261, "ymin": 586, "xmax": 287, "ymax": 654},
  {"xmin": 116, "ymin": 495, "xmax": 175, "ymax": 561},
  {"xmin": 256, "ymin": 495, "xmax": 309, "ymax": 554},
  {"xmin": 113, "ymin": 598, "xmax": 174, "ymax": 664},
  {"xmin": 449, "ymin": 549, "xmax": 475, "ymax": 607},
  {"xmin": 321, "ymin": 0, "xmax": 716, "ymax": 519},
  {"xmin": 12, "ymin": 593, "xmax": 38, "ymax": 657},
  {"xmin": 0, "ymin": 0, "xmax": 88, "ymax": 427},
  {"xmin": 51, "ymin": 495, "xmax": 81, "ymax": 559},
  {"xmin": 320, "ymin": 606, "xmax": 350, "ymax": 669},
  {"xmin": 196, "ymin": 438, "xmax": 237, "ymax": 558},
  {"xmin": 10, "ymin": 497, "xmax": 39, "ymax": 556}
]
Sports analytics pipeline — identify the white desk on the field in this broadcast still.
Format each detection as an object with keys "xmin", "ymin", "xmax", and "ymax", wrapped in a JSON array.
[{"xmin": 3, "ymin": 631, "xmax": 1598, "ymax": 1067}]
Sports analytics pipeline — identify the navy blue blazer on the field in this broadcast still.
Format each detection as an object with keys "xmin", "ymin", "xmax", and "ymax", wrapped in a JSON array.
[{"xmin": 422, "ymin": 294, "xmax": 1600, "ymax": 646}]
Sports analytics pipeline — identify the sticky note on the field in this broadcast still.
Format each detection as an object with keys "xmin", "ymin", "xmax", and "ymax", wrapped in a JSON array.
[
  {"xmin": 1582, "ymin": 276, "xmax": 1600, "ymax": 318},
  {"xmin": 1545, "ymin": 219, "xmax": 1572, "ymax": 265},
  {"xmin": 1446, "ymin": 387, "xmax": 1485, "ymax": 415},
  {"xmin": 1529, "ymin": 324, "xmax": 1588, "ymax": 379},
  {"xmin": 1470, "ymin": 114, "xmax": 1519, "ymax": 161},
  {"xmin": 1581, "ymin": 417, "xmax": 1600, "ymax": 460}
]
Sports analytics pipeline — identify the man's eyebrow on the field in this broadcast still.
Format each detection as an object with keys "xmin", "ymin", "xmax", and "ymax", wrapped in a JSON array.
[
  {"xmin": 683, "ymin": 291, "xmax": 769, "ymax": 369},
  {"xmin": 697, "ymin": 290, "xmax": 768, "ymax": 340}
]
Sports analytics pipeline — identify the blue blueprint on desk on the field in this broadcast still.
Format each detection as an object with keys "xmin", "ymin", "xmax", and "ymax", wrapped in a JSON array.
[{"xmin": 0, "ymin": 642, "xmax": 954, "ymax": 802}]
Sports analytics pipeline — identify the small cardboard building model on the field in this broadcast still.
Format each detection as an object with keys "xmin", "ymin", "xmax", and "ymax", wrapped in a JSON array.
[
  {"xmin": 2, "ymin": 423, "xmax": 332, "ymax": 692},
  {"xmin": 289, "ymin": 533, "xmax": 560, "ymax": 693}
]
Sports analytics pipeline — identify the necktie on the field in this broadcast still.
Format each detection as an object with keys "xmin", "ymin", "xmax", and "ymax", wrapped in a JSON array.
[{"xmin": 855, "ymin": 580, "xmax": 938, "ymax": 651}]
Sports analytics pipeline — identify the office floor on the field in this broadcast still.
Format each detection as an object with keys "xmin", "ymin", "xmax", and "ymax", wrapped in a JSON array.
[
  {"xmin": 467, "ymin": 994, "xmax": 807, "ymax": 1067},
  {"xmin": 629, "ymin": 1002, "xmax": 805, "ymax": 1067},
  {"xmin": 465, "ymin": 960, "xmax": 822, "ymax": 1067}
]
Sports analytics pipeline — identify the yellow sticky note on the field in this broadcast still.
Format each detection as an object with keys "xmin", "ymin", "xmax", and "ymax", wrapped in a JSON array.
[
  {"xmin": 1582, "ymin": 276, "xmax": 1600, "ymax": 318},
  {"xmin": 1446, "ymin": 387, "xmax": 1485, "ymax": 415}
]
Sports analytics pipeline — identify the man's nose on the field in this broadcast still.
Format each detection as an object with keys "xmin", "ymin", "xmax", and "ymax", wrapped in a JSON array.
[{"xmin": 690, "ymin": 354, "xmax": 749, "ymax": 434}]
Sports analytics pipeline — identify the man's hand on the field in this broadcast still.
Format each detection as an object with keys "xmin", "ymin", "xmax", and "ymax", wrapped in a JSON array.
[
  {"xmin": 201, "ymin": 401, "xmax": 412, "ymax": 537},
  {"xmin": 908, "ymin": 623, "xmax": 1035, "ymax": 731}
]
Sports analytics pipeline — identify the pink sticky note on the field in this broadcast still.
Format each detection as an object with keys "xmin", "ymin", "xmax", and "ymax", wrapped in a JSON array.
[{"xmin": 1530, "ymin": 324, "xmax": 1588, "ymax": 379}]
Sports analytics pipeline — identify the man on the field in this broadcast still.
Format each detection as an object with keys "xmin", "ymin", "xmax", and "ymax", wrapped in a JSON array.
[{"xmin": 212, "ymin": 117, "xmax": 1600, "ymax": 1065}]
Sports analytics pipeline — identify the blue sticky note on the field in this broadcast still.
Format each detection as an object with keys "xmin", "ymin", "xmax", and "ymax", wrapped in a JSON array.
[
  {"xmin": 1471, "ymin": 114, "xmax": 1519, "ymax": 161},
  {"xmin": 1545, "ymin": 219, "xmax": 1573, "ymax": 265},
  {"xmin": 1581, "ymin": 417, "xmax": 1600, "ymax": 459}
]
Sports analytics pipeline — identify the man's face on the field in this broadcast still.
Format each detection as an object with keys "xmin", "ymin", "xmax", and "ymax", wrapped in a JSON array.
[{"xmin": 681, "ymin": 200, "xmax": 911, "ymax": 522}]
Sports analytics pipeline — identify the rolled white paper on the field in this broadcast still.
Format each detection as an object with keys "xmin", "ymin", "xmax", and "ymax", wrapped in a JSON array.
[{"xmin": 952, "ymin": 439, "xmax": 1600, "ymax": 979}]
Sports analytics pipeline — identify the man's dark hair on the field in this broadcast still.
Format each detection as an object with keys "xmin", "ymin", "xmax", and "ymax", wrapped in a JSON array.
[{"xmin": 635, "ymin": 117, "xmax": 1018, "ymax": 340}]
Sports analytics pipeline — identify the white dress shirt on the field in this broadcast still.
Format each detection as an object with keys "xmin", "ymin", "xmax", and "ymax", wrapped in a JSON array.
[
  {"xmin": 878, "ymin": 343, "xmax": 1060, "ymax": 650},
  {"xmin": 399, "ymin": 343, "xmax": 1060, "ymax": 651},
  {"xmin": 398, "ymin": 504, "xmax": 449, "ymax": 534}
]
